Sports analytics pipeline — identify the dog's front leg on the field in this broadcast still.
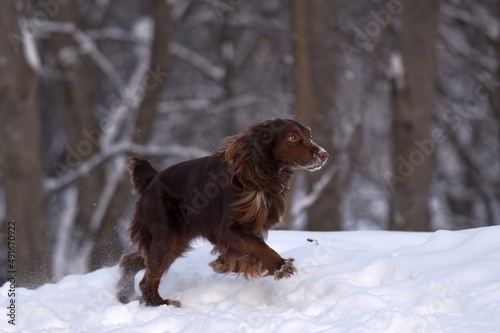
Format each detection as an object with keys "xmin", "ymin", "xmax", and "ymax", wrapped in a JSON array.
[{"xmin": 223, "ymin": 225, "xmax": 297, "ymax": 279}]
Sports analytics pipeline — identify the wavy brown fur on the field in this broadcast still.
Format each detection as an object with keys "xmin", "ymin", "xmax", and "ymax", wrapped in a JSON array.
[{"xmin": 116, "ymin": 119, "xmax": 328, "ymax": 307}]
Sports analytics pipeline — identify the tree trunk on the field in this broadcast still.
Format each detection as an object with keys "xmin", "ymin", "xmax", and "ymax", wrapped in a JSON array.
[
  {"xmin": 89, "ymin": 0, "xmax": 171, "ymax": 270},
  {"xmin": 0, "ymin": 0, "xmax": 51, "ymax": 287},
  {"xmin": 289, "ymin": 0, "xmax": 340, "ymax": 231},
  {"xmin": 390, "ymin": 0, "xmax": 440, "ymax": 231},
  {"xmin": 49, "ymin": 0, "xmax": 106, "ymax": 275},
  {"xmin": 491, "ymin": 3, "xmax": 500, "ymax": 226}
]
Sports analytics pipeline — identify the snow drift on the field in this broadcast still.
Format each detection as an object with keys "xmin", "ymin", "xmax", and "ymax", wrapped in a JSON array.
[{"xmin": 2, "ymin": 226, "xmax": 500, "ymax": 332}]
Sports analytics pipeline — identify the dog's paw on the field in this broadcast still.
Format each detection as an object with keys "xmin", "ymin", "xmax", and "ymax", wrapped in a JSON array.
[
  {"xmin": 274, "ymin": 258, "xmax": 297, "ymax": 280},
  {"xmin": 166, "ymin": 299, "xmax": 181, "ymax": 308},
  {"xmin": 209, "ymin": 256, "xmax": 229, "ymax": 274},
  {"xmin": 141, "ymin": 297, "xmax": 181, "ymax": 308}
]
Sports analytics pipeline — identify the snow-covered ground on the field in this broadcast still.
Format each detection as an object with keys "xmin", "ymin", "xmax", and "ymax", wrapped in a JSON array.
[{"xmin": 2, "ymin": 227, "xmax": 500, "ymax": 333}]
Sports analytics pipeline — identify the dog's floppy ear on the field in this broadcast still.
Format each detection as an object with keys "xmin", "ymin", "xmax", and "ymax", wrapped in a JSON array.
[{"xmin": 225, "ymin": 122, "xmax": 276, "ymax": 189}]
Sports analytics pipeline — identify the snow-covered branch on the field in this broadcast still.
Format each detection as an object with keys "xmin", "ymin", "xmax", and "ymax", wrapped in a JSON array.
[
  {"xmin": 45, "ymin": 142, "xmax": 210, "ymax": 193},
  {"xmin": 439, "ymin": 24, "xmax": 496, "ymax": 72},
  {"xmin": 441, "ymin": 3, "xmax": 500, "ymax": 40},
  {"xmin": 22, "ymin": 19, "xmax": 127, "ymax": 97},
  {"xmin": 158, "ymin": 98, "xmax": 213, "ymax": 113},
  {"xmin": 158, "ymin": 94, "xmax": 265, "ymax": 114},
  {"xmin": 158, "ymin": 92, "xmax": 293, "ymax": 114},
  {"xmin": 32, "ymin": 21, "xmax": 226, "ymax": 83},
  {"xmin": 388, "ymin": 53, "xmax": 404, "ymax": 90},
  {"xmin": 18, "ymin": 22, "xmax": 41, "ymax": 73},
  {"xmin": 290, "ymin": 165, "xmax": 338, "ymax": 218},
  {"xmin": 20, "ymin": 18, "xmax": 154, "ymax": 149},
  {"xmin": 207, "ymin": 94, "xmax": 268, "ymax": 114},
  {"xmin": 170, "ymin": 41, "xmax": 225, "ymax": 81}
]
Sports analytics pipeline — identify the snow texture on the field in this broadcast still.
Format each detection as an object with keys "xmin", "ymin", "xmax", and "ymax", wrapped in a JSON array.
[{"xmin": 2, "ymin": 227, "xmax": 500, "ymax": 332}]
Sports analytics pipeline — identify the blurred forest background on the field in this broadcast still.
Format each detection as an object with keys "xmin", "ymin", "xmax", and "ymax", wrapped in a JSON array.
[{"xmin": 1, "ymin": 0, "xmax": 500, "ymax": 287}]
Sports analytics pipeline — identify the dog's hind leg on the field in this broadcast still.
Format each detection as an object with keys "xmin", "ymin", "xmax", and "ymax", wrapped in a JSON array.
[
  {"xmin": 117, "ymin": 252, "xmax": 145, "ymax": 304},
  {"xmin": 139, "ymin": 229, "xmax": 189, "ymax": 307}
]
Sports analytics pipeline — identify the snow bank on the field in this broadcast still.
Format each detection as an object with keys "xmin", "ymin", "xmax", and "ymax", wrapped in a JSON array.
[{"xmin": 2, "ymin": 227, "xmax": 500, "ymax": 332}]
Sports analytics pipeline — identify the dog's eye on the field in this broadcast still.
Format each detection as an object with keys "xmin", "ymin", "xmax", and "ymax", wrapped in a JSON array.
[{"xmin": 287, "ymin": 134, "xmax": 300, "ymax": 142}]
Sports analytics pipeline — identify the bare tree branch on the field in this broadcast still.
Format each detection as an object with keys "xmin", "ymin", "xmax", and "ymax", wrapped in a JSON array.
[
  {"xmin": 45, "ymin": 142, "xmax": 209, "ymax": 193},
  {"xmin": 290, "ymin": 165, "xmax": 337, "ymax": 218},
  {"xmin": 439, "ymin": 24, "xmax": 496, "ymax": 73},
  {"xmin": 170, "ymin": 41, "xmax": 225, "ymax": 80},
  {"xmin": 22, "ymin": 19, "xmax": 127, "ymax": 97},
  {"xmin": 441, "ymin": 3, "xmax": 500, "ymax": 40}
]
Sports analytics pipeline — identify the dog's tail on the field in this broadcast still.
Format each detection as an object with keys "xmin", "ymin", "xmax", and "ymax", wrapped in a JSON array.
[{"xmin": 128, "ymin": 156, "xmax": 158, "ymax": 194}]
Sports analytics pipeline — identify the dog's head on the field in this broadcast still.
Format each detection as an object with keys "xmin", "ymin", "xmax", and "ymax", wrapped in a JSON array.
[
  {"xmin": 268, "ymin": 119, "xmax": 329, "ymax": 171},
  {"xmin": 225, "ymin": 119, "xmax": 328, "ymax": 189}
]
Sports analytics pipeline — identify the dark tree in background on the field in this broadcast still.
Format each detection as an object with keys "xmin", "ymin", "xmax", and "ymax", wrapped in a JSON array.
[
  {"xmin": 390, "ymin": 0, "xmax": 441, "ymax": 231},
  {"xmin": 289, "ymin": 0, "xmax": 340, "ymax": 231},
  {"xmin": 88, "ymin": 0, "xmax": 172, "ymax": 271},
  {"xmin": 1, "ymin": 0, "xmax": 500, "ymax": 286},
  {"xmin": 0, "ymin": 0, "xmax": 50, "ymax": 287},
  {"xmin": 48, "ymin": 0, "xmax": 107, "ymax": 273}
]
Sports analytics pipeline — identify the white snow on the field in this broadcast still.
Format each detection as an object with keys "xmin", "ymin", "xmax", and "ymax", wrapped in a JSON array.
[{"xmin": 3, "ymin": 227, "xmax": 500, "ymax": 332}]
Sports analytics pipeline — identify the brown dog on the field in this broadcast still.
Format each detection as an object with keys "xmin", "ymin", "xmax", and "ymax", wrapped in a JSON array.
[{"xmin": 116, "ymin": 119, "xmax": 328, "ymax": 307}]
